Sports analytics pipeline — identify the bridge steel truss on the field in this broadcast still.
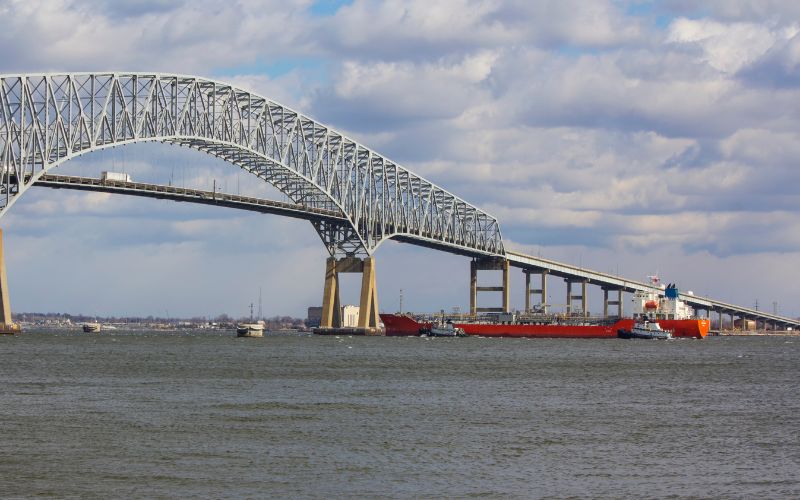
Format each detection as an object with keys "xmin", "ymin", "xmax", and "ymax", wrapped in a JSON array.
[{"xmin": 0, "ymin": 73, "xmax": 504, "ymax": 258}]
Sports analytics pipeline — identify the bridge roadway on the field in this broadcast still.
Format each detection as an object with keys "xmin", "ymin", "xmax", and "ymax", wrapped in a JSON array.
[
  {"xmin": 34, "ymin": 174, "xmax": 348, "ymax": 223},
  {"xmin": 34, "ymin": 174, "xmax": 800, "ymax": 329}
]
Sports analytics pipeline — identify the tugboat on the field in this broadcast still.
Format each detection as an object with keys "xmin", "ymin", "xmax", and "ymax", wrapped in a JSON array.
[
  {"xmin": 420, "ymin": 314, "xmax": 467, "ymax": 337},
  {"xmin": 427, "ymin": 321, "xmax": 467, "ymax": 337},
  {"xmin": 618, "ymin": 320, "xmax": 673, "ymax": 340}
]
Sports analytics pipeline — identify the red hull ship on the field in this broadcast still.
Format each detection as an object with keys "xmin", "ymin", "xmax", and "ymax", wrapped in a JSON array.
[
  {"xmin": 380, "ymin": 314, "xmax": 709, "ymax": 339},
  {"xmin": 380, "ymin": 313, "xmax": 628, "ymax": 338},
  {"xmin": 381, "ymin": 277, "xmax": 710, "ymax": 339}
]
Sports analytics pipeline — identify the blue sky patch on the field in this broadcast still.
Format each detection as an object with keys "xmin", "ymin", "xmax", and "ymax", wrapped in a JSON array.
[{"xmin": 309, "ymin": 0, "xmax": 353, "ymax": 17}]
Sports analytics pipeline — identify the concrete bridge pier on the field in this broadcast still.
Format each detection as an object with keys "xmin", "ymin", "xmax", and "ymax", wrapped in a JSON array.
[
  {"xmin": 565, "ymin": 279, "xmax": 589, "ymax": 317},
  {"xmin": 470, "ymin": 258, "xmax": 510, "ymax": 315},
  {"xmin": 524, "ymin": 269, "xmax": 548, "ymax": 313},
  {"xmin": 319, "ymin": 256, "xmax": 381, "ymax": 335},
  {"xmin": 0, "ymin": 229, "xmax": 18, "ymax": 334},
  {"xmin": 603, "ymin": 288, "xmax": 624, "ymax": 318}
]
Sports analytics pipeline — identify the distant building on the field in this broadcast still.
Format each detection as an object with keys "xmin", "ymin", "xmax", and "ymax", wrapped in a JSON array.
[
  {"xmin": 306, "ymin": 307, "xmax": 323, "ymax": 327},
  {"xmin": 306, "ymin": 305, "xmax": 360, "ymax": 327},
  {"xmin": 342, "ymin": 305, "xmax": 360, "ymax": 327},
  {"xmin": 733, "ymin": 319, "xmax": 757, "ymax": 331}
]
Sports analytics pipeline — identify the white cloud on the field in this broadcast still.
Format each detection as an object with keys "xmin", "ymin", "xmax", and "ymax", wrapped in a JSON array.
[
  {"xmin": 666, "ymin": 18, "xmax": 787, "ymax": 73},
  {"xmin": 663, "ymin": 0, "xmax": 800, "ymax": 25},
  {"xmin": 320, "ymin": 0, "xmax": 643, "ymax": 60},
  {"xmin": 0, "ymin": 0, "xmax": 314, "ymax": 72}
]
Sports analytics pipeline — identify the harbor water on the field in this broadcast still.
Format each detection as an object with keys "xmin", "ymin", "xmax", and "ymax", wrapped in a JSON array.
[{"xmin": 1, "ymin": 331, "xmax": 798, "ymax": 497}]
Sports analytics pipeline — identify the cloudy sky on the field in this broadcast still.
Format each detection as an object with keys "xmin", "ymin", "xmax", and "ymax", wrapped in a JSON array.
[{"xmin": 1, "ymin": 0, "xmax": 799, "ymax": 319}]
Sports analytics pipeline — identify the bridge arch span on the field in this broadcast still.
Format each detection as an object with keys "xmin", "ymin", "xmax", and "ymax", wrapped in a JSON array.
[{"xmin": 0, "ymin": 73, "xmax": 504, "ymax": 258}]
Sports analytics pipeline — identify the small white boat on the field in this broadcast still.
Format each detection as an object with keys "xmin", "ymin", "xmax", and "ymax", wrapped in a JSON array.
[
  {"xmin": 237, "ymin": 302, "xmax": 265, "ymax": 337},
  {"xmin": 82, "ymin": 322, "xmax": 101, "ymax": 333},
  {"xmin": 618, "ymin": 320, "xmax": 673, "ymax": 340},
  {"xmin": 236, "ymin": 322, "xmax": 264, "ymax": 338}
]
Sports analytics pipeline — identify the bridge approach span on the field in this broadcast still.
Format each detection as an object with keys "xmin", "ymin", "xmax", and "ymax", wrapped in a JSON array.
[
  {"xmin": 505, "ymin": 251, "xmax": 799, "ymax": 329},
  {"xmin": 33, "ymin": 174, "xmax": 800, "ymax": 330}
]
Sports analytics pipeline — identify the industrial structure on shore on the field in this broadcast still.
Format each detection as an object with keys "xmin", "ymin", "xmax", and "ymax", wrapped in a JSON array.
[{"xmin": 1, "ymin": 72, "xmax": 797, "ymax": 335}]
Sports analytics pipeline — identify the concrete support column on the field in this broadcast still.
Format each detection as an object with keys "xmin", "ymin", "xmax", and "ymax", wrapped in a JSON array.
[
  {"xmin": 540, "ymin": 271, "xmax": 548, "ymax": 314},
  {"xmin": 581, "ymin": 281, "xmax": 588, "ymax": 317},
  {"xmin": 357, "ymin": 257, "xmax": 379, "ymax": 330},
  {"xmin": 566, "ymin": 281, "xmax": 572, "ymax": 315},
  {"xmin": 0, "ymin": 229, "xmax": 13, "ymax": 329},
  {"xmin": 470, "ymin": 260, "xmax": 477, "ymax": 316},
  {"xmin": 524, "ymin": 271, "xmax": 531, "ymax": 313},
  {"xmin": 502, "ymin": 259, "xmax": 510, "ymax": 314},
  {"xmin": 320, "ymin": 257, "xmax": 341, "ymax": 328},
  {"xmin": 603, "ymin": 289, "xmax": 609, "ymax": 318},
  {"xmin": 617, "ymin": 289, "xmax": 624, "ymax": 317}
]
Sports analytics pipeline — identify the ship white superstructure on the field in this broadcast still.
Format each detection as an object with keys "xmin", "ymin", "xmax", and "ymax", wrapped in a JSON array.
[{"xmin": 631, "ymin": 277, "xmax": 695, "ymax": 320}]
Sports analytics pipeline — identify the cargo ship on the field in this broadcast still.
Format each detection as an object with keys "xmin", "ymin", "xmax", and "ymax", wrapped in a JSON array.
[
  {"xmin": 381, "ymin": 313, "xmax": 634, "ymax": 338},
  {"xmin": 381, "ymin": 277, "xmax": 708, "ymax": 339}
]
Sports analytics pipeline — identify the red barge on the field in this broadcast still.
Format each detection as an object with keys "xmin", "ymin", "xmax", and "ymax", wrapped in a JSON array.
[{"xmin": 380, "ymin": 278, "xmax": 709, "ymax": 339}]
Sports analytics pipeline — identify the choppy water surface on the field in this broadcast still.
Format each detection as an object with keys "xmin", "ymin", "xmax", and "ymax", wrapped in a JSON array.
[{"xmin": 1, "ymin": 331, "xmax": 798, "ymax": 498}]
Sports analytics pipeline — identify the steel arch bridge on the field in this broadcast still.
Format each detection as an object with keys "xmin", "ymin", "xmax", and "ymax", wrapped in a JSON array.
[{"xmin": 0, "ymin": 73, "xmax": 504, "ymax": 258}]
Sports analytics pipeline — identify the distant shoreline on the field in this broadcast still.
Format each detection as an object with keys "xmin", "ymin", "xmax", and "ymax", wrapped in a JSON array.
[{"xmin": 714, "ymin": 331, "xmax": 799, "ymax": 336}]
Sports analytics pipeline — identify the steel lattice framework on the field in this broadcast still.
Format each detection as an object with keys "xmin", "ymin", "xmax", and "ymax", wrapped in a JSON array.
[{"xmin": 0, "ymin": 73, "xmax": 504, "ymax": 258}]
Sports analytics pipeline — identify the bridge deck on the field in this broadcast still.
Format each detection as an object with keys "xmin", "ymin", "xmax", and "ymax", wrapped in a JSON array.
[{"xmin": 34, "ymin": 174, "xmax": 347, "ymax": 223}]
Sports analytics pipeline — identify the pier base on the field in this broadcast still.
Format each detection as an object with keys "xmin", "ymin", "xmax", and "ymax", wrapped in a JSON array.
[
  {"xmin": 316, "ymin": 256, "xmax": 382, "ymax": 335},
  {"xmin": 312, "ymin": 326, "xmax": 382, "ymax": 336},
  {"xmin": 0, "ymin": 229, "xmax": 19, "ymax": 335}
]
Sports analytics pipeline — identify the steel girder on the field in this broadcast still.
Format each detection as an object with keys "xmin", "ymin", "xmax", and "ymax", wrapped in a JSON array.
[{"xmin": 0, "ymin": 73, "xmax": 505, "ymax": 258}]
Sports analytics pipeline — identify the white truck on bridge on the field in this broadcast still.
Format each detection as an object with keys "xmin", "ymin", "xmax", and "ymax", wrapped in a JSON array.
[{"xmin": 100, "ymin": 171, "xmax": 132, "ymax": 183}]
